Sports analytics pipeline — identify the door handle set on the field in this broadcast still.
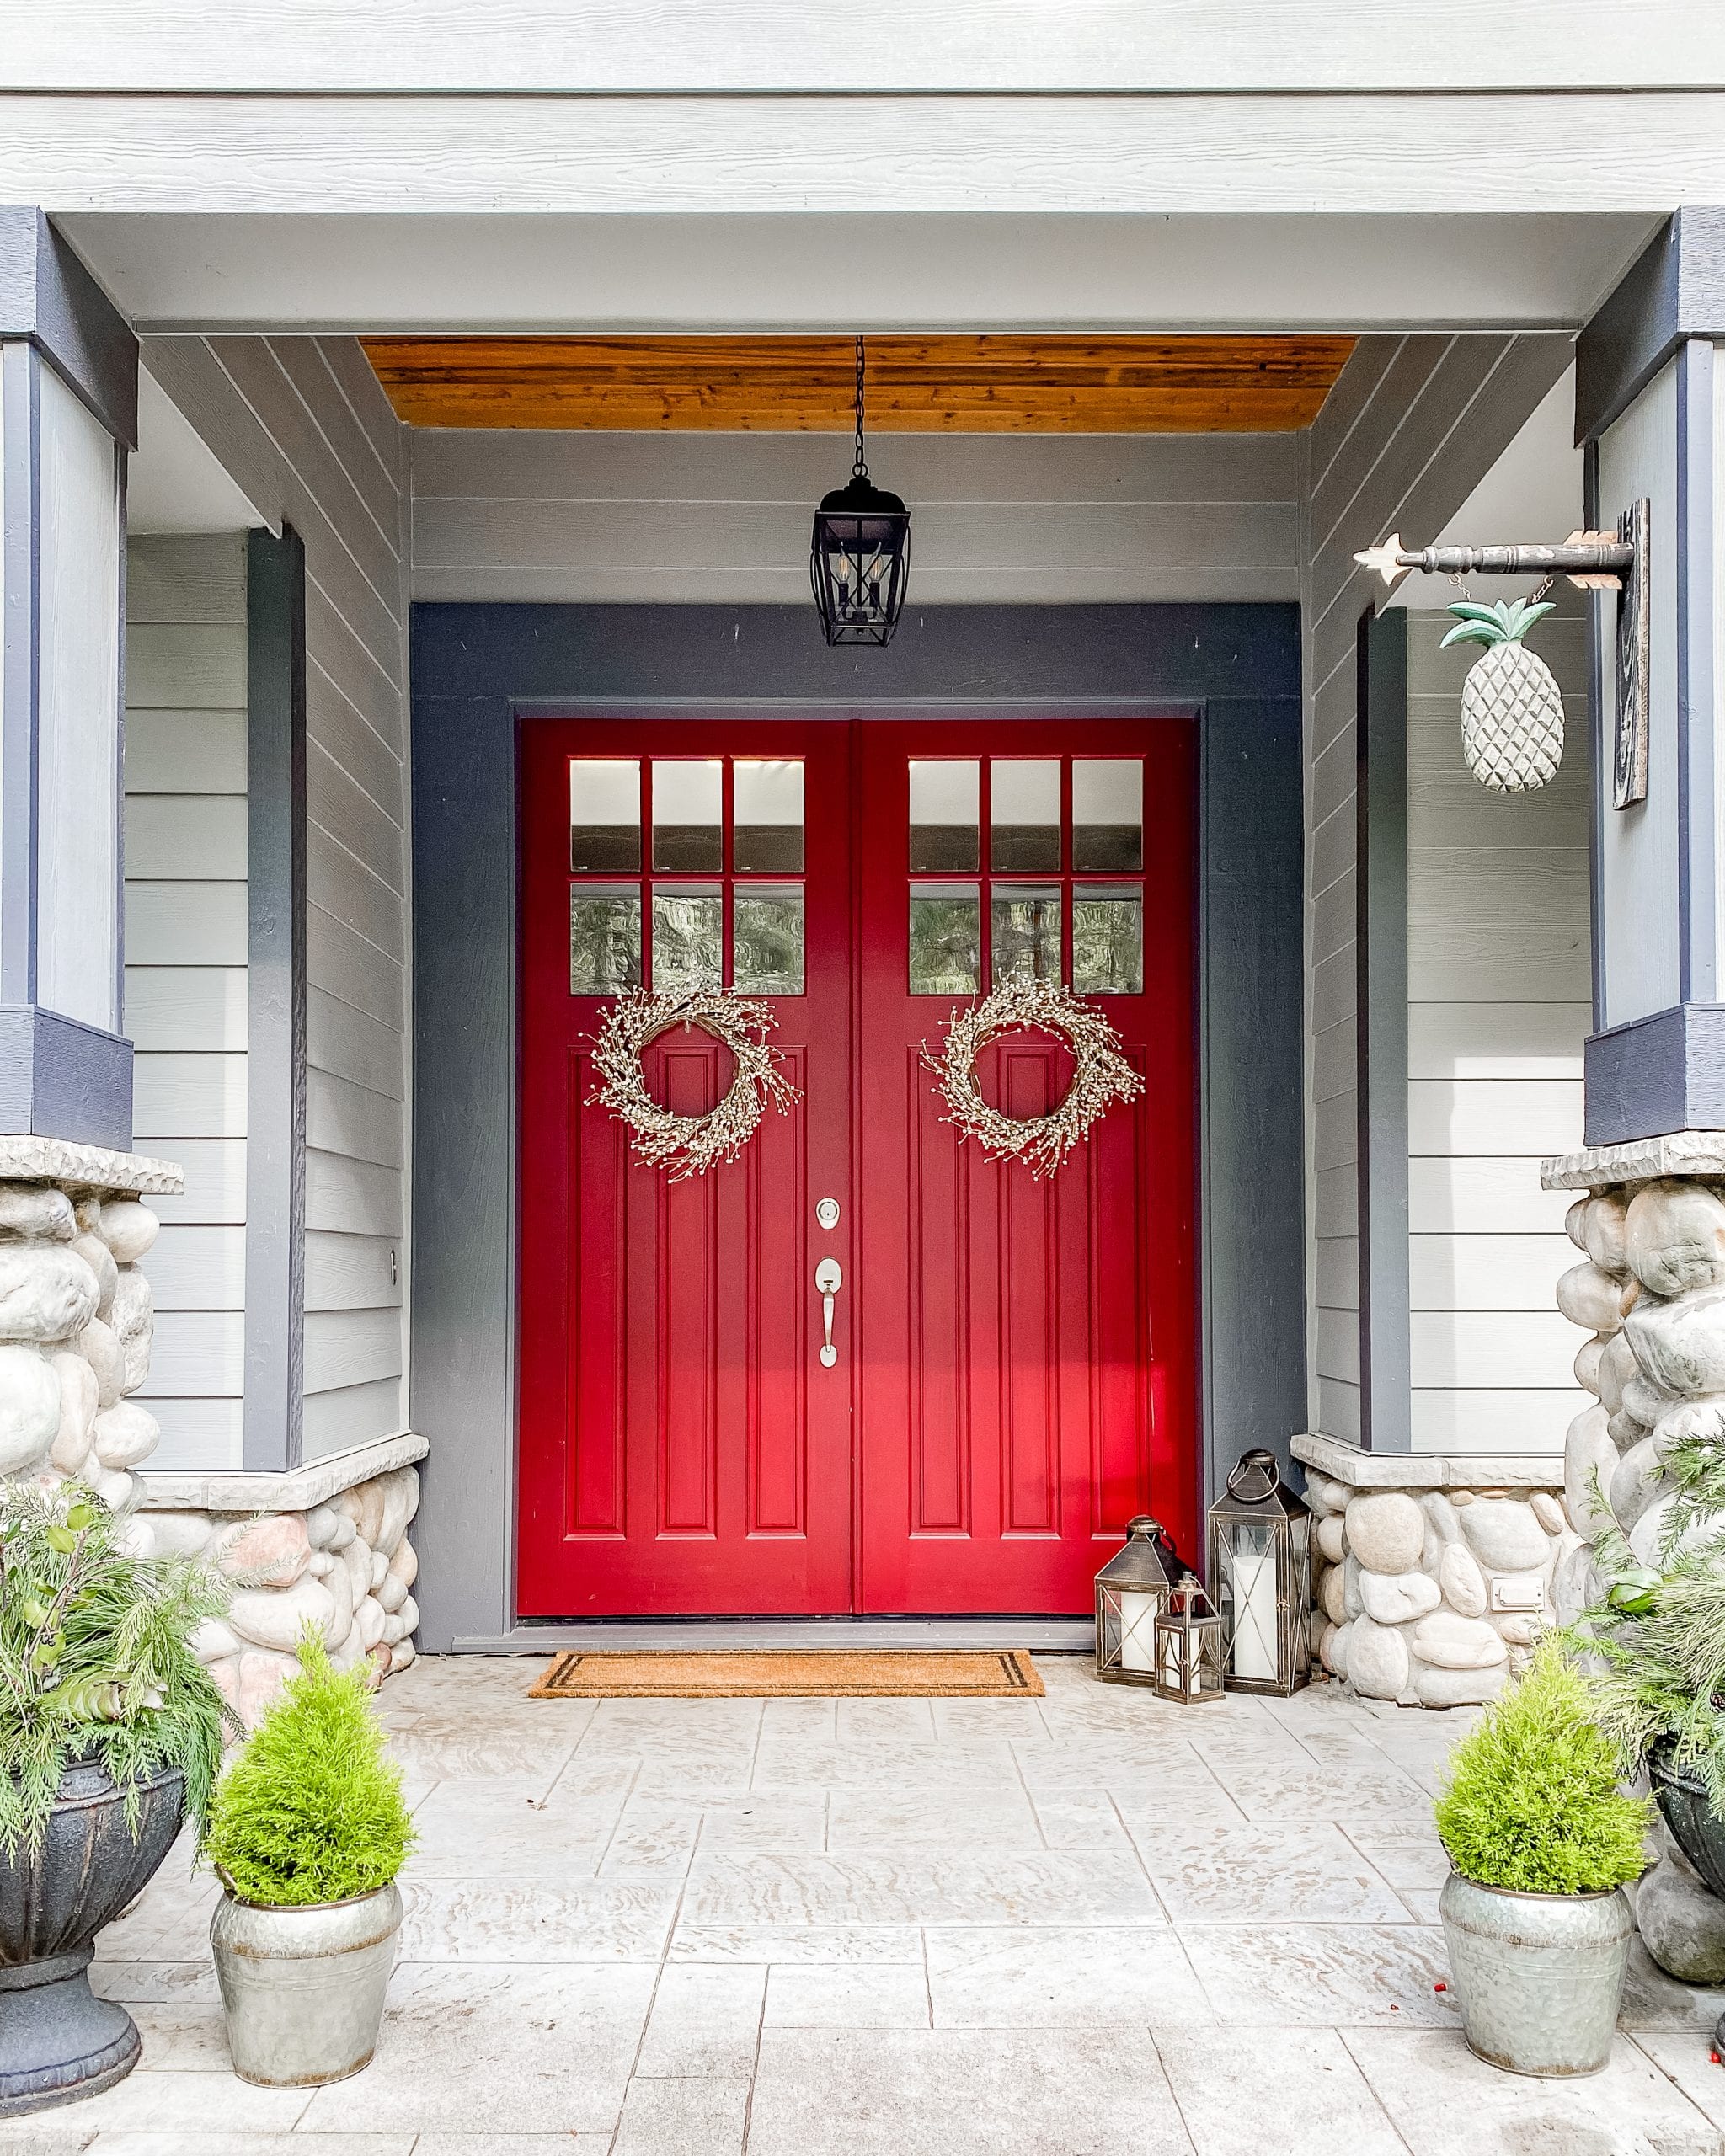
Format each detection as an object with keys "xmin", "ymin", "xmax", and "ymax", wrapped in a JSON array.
[{"xmin": 815, "ymin": 1257, "xmax": 842, "ymax": 1367}]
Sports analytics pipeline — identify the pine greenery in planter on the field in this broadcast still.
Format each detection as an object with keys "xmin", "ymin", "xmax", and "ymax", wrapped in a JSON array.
[
  {"xmin": 203, "ymin": 1639, "xmax": 414, "ymax": 1906},
  {"xmin": 1435, "ymin": 1638, "xmax": 1651, "ymax": 1895},
  {"xmin": 1573, "ymin": 1512, "xmax": 1725, "ymax": 1822},
  {"xmin": 0, "ymin": 1480, "xmax": 231, "ymax": 1856}
]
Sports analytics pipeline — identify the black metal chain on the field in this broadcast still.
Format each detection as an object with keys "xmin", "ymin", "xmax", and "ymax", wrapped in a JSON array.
[{"xmin": 852, "ymin": 334, "xmax": 868, "ymax": 479}]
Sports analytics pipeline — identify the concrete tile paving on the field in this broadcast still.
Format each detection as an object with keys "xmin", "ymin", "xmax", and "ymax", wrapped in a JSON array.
[{"xmin": 0, "ymin": 1653, "xmax": 1710, "ymax": 2153}]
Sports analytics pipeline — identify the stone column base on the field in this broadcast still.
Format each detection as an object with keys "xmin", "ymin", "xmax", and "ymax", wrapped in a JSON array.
[
  {"xmin": 1291, "ymin": 1435, "xmax": 1574, "ymax": 1709},
  {"xmin": 142, "ymin": 1435, "xmax": 429, "ymax": 1726}
]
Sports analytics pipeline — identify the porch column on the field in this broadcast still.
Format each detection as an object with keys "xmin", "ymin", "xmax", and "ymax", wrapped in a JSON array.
[
  {"xmin": 0, "ymin": 205, "xmax": 136, "ymax": 1149},
  {"xmin": 1576, "ymin": 207, "xmax": 1725, "ymax": 1143},
  {"xmin": 1546, "ymin": 207, "xmax": 1725, "ymax": 1984}
]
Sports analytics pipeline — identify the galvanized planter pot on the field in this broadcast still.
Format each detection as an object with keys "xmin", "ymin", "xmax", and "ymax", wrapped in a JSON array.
[
  {"xmin": 1439, "ymin": 1870, "xmax": 1633, "ymax": 2078},
  {"xmin": 0, "ymin": 1759, "xmax": 185, "ymax": 2116},
  {"xmin": 211, "ymin": 1881, "xmax": 402, "ymax": 2087}
]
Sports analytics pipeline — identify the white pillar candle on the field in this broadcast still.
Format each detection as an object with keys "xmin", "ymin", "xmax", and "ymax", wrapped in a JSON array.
[
  {"xmin": 1119, "ymin": 1591, "xmax": 1159, "ymax": 1671},
  {"xmin": 1231, "ymin": 1545, "xmax": 1279, "ymax": 1683}
]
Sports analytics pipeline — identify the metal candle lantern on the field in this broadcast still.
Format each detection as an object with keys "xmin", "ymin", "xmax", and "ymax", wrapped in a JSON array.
[
  {"xmin": 1153, "ymin": 1577, "xmax": 1226, "ymax": 1705},
  {"xmin": 1206, "ymin": 1449, "xmax": 1311, "ymax": 1695},
  {"xmin": 1093, "ymin": 1515, "xmax": 1181, "ymax": 1685},
  {"xmin": 809, "ymin": 336, "xmax": 910, "ymax": 648}
]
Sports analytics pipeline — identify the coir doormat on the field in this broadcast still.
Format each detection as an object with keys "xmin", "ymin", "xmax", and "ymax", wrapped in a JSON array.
[{"xmin": 529, "ymin": 1648, "xmax": 1044, "ymax": 1700}]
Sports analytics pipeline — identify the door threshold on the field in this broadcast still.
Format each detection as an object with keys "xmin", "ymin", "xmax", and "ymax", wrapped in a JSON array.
[{"xmin": 452, "ymin": 1616, "xmax": 1094, "ymax": 1654}]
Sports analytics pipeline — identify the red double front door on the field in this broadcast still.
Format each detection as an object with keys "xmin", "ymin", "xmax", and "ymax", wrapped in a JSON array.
[{"xmin": 517, "ymin": 717, "xmax": 1195, "ymax": 1618}]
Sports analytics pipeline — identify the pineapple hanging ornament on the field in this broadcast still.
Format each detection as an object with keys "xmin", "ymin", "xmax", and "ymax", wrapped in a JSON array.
[{"xmin": 1441, "ymin": 595, "xmax": 1564, "ymax": 793}]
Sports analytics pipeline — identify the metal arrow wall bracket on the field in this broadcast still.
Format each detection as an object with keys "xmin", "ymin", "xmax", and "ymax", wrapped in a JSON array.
[{"xmin": 1354, "ymin": 499, "xmax": 1650, "ymax": 808}]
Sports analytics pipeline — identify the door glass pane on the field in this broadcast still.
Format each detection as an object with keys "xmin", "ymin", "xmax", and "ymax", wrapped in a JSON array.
[
  {"xmin": 569, "ymin": 760, "xmax": 641, "ymax": 873},
  {"xmin": 1073, "ymin": 758, "xmax": 1144, "ymax": 872},
  {"xmin": 991, "ymin": 759, "xmax": 1060, "ymax": 872},
  {"xmin": 652, "ymin": 886, "xmax": 724, "ymax": 991},
  {"xmin": 734, "ymin": 884, "xmax": 804, "ymax": 994},
  {"xmin": 734, "ymin": 760, "xmax": 804, "ymax": 873},
  {"xmin": 569, "ymin": 886, "xmax": 642, "ymax": 993},
  {"xmin": 909, "ymin": 883, "xmax": 980, "ymax": 995},
  {"xmin": 653, "ymin": 760, "xmax": 723, "ymax": 873},
  {"xmin": 909, "ymin": 760, "xmax": 980, "ymax": 873},
  {"xmin": 1072, "ymin": 883, "xmax": 1144, "ymax": 995},
  {"xmin": 991, "ymin": 883, "xmax": 1062, "ymax": 986}
]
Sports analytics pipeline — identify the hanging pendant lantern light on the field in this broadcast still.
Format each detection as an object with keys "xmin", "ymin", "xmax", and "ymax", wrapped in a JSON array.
[{"xmin": 809, "ymin": 336, "xmax": 910, "ymax": 648}]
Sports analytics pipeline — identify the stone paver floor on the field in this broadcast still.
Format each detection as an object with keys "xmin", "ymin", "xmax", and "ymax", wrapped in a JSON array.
[{"xmin": 3, "ymin": 1653, "xmax": 1724, "ymax": 2154}]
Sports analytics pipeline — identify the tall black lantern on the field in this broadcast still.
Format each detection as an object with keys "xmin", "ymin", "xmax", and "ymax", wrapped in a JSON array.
[
  {"xmin": 809, "ymin": 336, "xmax": 909, "ymax": 647},
  {"xmin": 1206, "ymin": 1449, "xmax": 1311, "ymax": 1696}
]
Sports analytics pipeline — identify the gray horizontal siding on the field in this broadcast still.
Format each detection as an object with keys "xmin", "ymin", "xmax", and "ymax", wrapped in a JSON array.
[
  {"xmin": 142, "ymin": 335, "xmax": 411, "ymax": 1459},
  {"xmin": 1403, "ymin": 597, "xmax": 1590, "ymax": 1455},
  {"xmin": 124, "ymin": 532, "xmax": 248, "ymax": 1472},
  {"xmin": 410, "ymin": 428, "xmax": 1301, "ymax": 606},
  {"xmin": 1300, "ymin": 330, "xmax": 1575, "ymax": 1451}
]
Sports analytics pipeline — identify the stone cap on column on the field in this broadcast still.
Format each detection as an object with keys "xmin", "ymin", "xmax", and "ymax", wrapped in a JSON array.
[
  {"xmin": 0, "ymin": 1135, "xmax": 182, "ymax": 1195},
  {"xmin": 139, "ymin": 1431, "xmax": 427, "ymax": 1516},
  {"xmin": 1293, "ymin": 1433, "xmax": 1562, "ymax": 1492},
  {"xmin": 1541, "ymin": 1129, "xmax": 1725, "ymax": 1194}
]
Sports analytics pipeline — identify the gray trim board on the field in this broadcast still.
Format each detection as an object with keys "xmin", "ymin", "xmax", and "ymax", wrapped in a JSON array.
[
  {"xmin": 243, "ymin": 526, "xmax": 307, "ymax": 1472},
  {"xmin": 1584, "ymin": 1003, "xmax": 1725, "ymax": 1146},
  {"xmin": 0, "ymin": 208, "xmax": 136, "ymax": 450},
  {"xmin": 1576, "ymin": 208, "xmax": 1725, "ymax": 445},
  {"xmin": 1584, "ymin": 435, "xmax": 1608, "ymax": 1031},
  {"xmin": 1355, "ymin": 606, "xmax": 1411, "ymax": 1453},
  {"xmin": 410, "ymin": 601, "xmax": 1304, "ymax": 1652},
  {"xmin": 0, "ymin": 1006, "xmax": 131, "ymax": 1150},
  {"xmin": 1678, "ymin": 338, "xmax": 1717, "ymax": 1004}
]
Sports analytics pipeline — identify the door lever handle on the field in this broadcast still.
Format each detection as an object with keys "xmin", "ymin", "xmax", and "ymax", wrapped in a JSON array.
[{"xmin": 814, "ymin": 1257, "xmax": 843, "ymax": 1368}]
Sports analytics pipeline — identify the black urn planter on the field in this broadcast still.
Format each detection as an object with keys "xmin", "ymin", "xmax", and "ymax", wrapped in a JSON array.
[
  {"xmin": 0, "ymin": 1758, "xmax": 185, "ymax": 2116},
  {"xmin": 1648, "ymin": 1738, "xmax": 1725, "ymax": 2054},
  {"xmin": 1648, "ymin": 1739, "xmax": 1725, "ymax": 1899}
]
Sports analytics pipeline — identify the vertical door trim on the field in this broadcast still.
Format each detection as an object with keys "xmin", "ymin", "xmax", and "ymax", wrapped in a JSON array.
[{"xmin": 1355, "ymin": 605, "xmax": 1412, "ymax": 1454}]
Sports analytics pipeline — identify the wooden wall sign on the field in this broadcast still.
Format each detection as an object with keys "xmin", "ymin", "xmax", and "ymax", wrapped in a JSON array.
[{"xmin": 1613, "ymin": 498, "xmax": 1651, "ymax": 809}]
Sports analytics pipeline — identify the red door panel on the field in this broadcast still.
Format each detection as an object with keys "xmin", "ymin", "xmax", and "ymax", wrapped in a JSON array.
[
  {"xmin": 855, "ymin": 719, "xmax": 1197, "ymax": 1612},
  {"xmin": 517, "ymin": 714, "xmax": 1196, "ymax": 1620},
  {"xmin": 517, "ymin": 720, "xmax": 853, "ymax": 1616}
]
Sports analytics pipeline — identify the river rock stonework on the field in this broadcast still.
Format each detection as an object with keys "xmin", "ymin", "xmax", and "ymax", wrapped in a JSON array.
[
  {"xmin": 149, "ymin": 1464, "xmax": 422, "ymax": 1725},
  {"xmin": 1295, "ymin": 1450, "xmax": 1572, "ymax": 1709},
  {"xmin": 1543, "ymin": 1134, "xmax": 1725, "ymax": 1979},
  {"xmin": 0, "ymin": 1179, "xmax": 166, "ymax": 1525},
  {"xmin": 0, "ymin": 1148, "xmax": 423, "ymax": 1731}
]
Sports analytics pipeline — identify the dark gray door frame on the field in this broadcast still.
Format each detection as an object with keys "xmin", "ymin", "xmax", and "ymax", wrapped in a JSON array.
[
  {"xmin": 1355, "ymin": 605, "xmax": 1412, "ymax": 1454},
  {"xmin": 243, "ymin": 525, "xmax": 307, "ymax": 1471},
  {"xmin": 408, "ymin": 602, "xmax": 1306, "ymax": 1650}
]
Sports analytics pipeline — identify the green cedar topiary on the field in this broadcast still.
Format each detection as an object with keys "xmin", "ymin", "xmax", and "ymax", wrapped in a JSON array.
[
  {"xmin": 1434, "ymin": 1637, "xmax": 1652, "ymax": 1896},
  {"xmin": 203, "ymin": 1637, "xmax": 414, "ymax": 1906}
]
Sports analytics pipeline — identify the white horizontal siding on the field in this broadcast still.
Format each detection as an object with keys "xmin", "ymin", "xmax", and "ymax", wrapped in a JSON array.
[
  {"xmin": 1402, "ymin": 599, "xmax": 1590, "ymax": 1455},
  {"xmin": 125, "ymin": 532, "xmax": 248, "ymax": 1471},
  {"xmin": 142, "ymin": 337, "xmax": 411, "ymax": 1460},
  {"xmin": 15, "ymin": 8, "xmax": 1714, "ymax": 94}
]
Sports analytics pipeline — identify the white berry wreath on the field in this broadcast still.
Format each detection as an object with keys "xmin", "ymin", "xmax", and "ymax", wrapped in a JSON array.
[
  {"xmin": 921, "ymin": 975, "xmax": 1145, "ymax": 1179},
  {"xmin": 590, "ymin": 982, "xmax": 800, "ymax": 1181}
]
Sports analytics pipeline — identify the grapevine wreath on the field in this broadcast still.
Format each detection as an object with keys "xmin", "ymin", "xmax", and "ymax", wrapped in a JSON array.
[
  {"xmin": 921, "ymin": 975, "xmax": 1144, "ymax": 1179},
  {"xmin": 590, "ymin": 982, "xmax": 800, "ymax": 1181}
]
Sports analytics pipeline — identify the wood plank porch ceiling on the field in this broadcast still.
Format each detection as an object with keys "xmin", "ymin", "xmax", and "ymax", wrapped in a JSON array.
[{"xmin": 360, "ymin": 335, "xmax": 1354, "ymax": 434}]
